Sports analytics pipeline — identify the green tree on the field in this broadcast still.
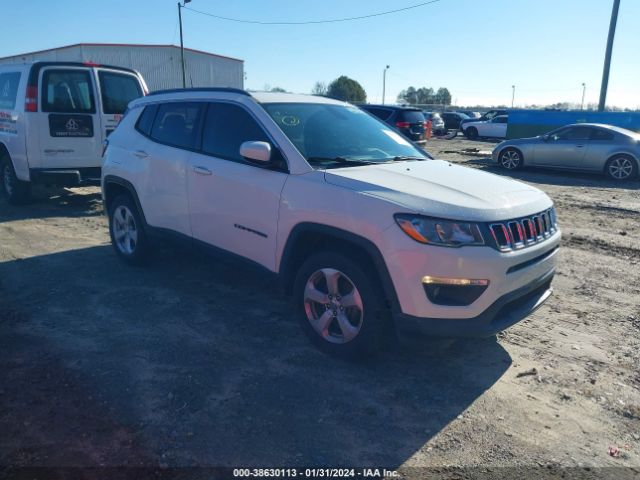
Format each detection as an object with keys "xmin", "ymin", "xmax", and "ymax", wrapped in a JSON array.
[
  {"xmin": 326, "ymin": 76, "xmax": 367, "ymax": 102},
  {"xmin": 435, "ymin": 87, "xmax": 452, "ymax": 105},
  {"xmin": 269, "ymin": 86, "xmax": 287, "ymax": 93}
]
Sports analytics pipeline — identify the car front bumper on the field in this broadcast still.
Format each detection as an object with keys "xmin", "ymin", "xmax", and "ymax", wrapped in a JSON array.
[
  {"xmin": 380, "ymin": 225, "xmax": 561, "ymax": 338},
  {"xmin": 393, "ymin": 267, "xmax": 554, "ymax": 338}
]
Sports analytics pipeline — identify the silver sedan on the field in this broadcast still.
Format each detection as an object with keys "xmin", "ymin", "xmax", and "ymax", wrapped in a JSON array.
[{"xmin": 492, "ymin": 123, "xmax": 640, "ymax": 181}]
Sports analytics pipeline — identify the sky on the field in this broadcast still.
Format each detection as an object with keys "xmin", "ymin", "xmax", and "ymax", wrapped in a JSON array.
[{"xmin": 2, "ymin": 0, "xmax": 639, "ymax": 108}]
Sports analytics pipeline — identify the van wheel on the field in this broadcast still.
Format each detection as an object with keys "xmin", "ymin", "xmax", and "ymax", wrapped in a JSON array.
[
  {"xmin": 108, "ymin": 194, "xmax": 151, "ymax": 265},
  {"xmin": 1, "ymin": 155, "xmax": 31, "ymax": 204},
  {"xmin": 465, "ymin": 127, "xmax": 478, "ymax": 140},
  {"xmin": 293, "ymin": 252, "xmax": 389, "ymax": 358}
]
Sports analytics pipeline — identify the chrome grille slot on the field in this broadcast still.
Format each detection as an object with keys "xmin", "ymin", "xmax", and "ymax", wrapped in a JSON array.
[
  {"xmin": 508, "ymin": 221, "xmax": 525, "ymax": 248},
  {"xmin": 489, "ymin": 208, "xmax": 557, "ymax": 251}
]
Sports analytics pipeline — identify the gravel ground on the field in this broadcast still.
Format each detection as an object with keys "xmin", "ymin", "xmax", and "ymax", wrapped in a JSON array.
[{"xmin": 0, "ymin": 136, "xmax": 639, "ymax": 479}]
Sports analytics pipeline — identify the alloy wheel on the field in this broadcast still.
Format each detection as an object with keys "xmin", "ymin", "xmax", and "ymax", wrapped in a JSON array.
[
  {"xmin": 608, "ymin": 157, "xmax": 633, "ymax": 180},
  {"xmin": 500, "ymin": 150, "xmax": 521, "ymax": 169},
  {"xmin": 112, "ymin": 205, "xmax": 138, "ymax": 255},
  {"xmin": 303, "ymin": 268, "xmax": 364, "ymax": 344}
]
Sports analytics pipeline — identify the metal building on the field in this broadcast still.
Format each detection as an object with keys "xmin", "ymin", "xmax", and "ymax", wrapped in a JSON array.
[{"xmin": 0, "ymin": 43, "xmax": 244, "ymax": 92}]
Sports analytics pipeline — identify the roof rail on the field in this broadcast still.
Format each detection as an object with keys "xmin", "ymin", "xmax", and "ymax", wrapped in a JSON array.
[{"xmin": 147, "ymin": 87, "xmax": 250, "ymax": 97}]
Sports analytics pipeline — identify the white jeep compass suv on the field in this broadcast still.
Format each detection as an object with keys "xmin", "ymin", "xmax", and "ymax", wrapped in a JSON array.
[{"xmin": 102, "ymin": 88, "xmax": 560, "ymax": 356}]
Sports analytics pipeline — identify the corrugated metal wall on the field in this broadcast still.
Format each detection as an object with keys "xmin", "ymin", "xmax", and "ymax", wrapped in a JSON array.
[
  {"xmin": 0, "ymin": 45, "xmax": 244, "ymax": 91},
  {"xmin": 507, "ymin": 110, "xmax": 640, "ymax": 139}
]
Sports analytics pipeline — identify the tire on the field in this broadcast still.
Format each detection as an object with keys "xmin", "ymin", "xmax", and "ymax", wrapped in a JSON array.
[
  {"xmin": 293, "ymin": 251, "xmax": 390, "ymax": 358},
  {"xmin": 498, "ymin": 147, "xmax": 524, "ymax": 170},
  {"xmin": 1, "ymin": 155, "xmax": 31, "ymax": 205},
  {"xmin": 465, "ymin": 127, "xmax": 478, "ymax": 140},
  {"xmin": 605, "ymin": 155, "xmax": 637, "ymax": 181},
  {"xmin": 108, "ymin": 193, "xmax": 151, "ymax": 265}
]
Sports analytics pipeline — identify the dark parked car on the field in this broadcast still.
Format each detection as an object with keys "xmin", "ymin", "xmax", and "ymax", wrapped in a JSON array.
[
  {"xmin": 423, "ymin": 111, "xmax": 446, "ymax": 134},
  {"xmin": 460, "ymin": 109, "xmax": 508, "ymax": 129},
  {"xmin": 441, "ymin": 111, "xmax": 470, "ymax": 130},
  {"xmin": 360, "ymin": 105, "xmax": 427, "ymax": 143}
]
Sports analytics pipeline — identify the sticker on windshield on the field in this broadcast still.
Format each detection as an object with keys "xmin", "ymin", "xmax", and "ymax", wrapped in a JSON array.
[{"xmin": 382, "ymin": 129, "xmax": 411, "ymax": 146}]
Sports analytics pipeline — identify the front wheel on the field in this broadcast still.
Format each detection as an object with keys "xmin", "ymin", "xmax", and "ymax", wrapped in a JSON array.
[
  {"xmin": 605, "ymin": 155, "xmax": 637, "ymax": 181},
  {"xmin": 465, "ymin": 127, "xmax": 478, "ymax": 140},
  {"xmin": 499, "ymin": 148, "xmax": 523, "ymax": 170},
  {"xmin": 108, "ymin": 194, "xmax": 151, "ymax": 265},
  {"xmin": 293, "ymin": 252, "xmax": 389, "ymax": 357},
  {"xmin": 1, "ymin": 155, "xmax": 31, "ymax": 204}
]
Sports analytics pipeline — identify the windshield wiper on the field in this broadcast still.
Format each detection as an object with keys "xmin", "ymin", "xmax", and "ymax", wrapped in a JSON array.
[
  {"xmin": 306, "ymin": 156, "xmax": 381, "ymax": 167},
  {"xmin": 391, "ymin": 155, "xmax": 428, "ymax": 162}
]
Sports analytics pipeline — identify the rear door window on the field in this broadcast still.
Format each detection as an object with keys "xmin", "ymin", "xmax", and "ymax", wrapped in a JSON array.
[
  {"xmin": 365, "ymin": 107, "xmax": 392, "ymax": 121},
  {"xmin": 150, "ymin": 102, "xmax": 203, "ymax": 150},
  {"xmin": 98, "ymin": 71, "xmax": 143, "ymax": 114},
  {"xmin": 399, "ymin": 110, "xmax": 425, "ymax": 123},
  {"xmin": 0, "ymin": 72, "xmax": 21, "ymax": 109},
  {"xmin": 42, "ymin": 69, "xmax": 95, "ymax": 113}
]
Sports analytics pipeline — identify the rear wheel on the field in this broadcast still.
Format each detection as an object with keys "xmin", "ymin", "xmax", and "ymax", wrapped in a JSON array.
[
  {"xmin": 465, "ymin": 127, "xmax": 478, "ymax": 140},
  {"xmin": 293, "ymin": 252, "xmax": 389, "ymax": 357},
  {"xmin": 1, "ymin": 155, "xmax": 31, "ymax": 204},
  {"xmin": 605, "ymin": 155, "xmax": 637, "ymax": 181},
  {"xmin": 499, "ymin": 148, "xmax": 524, "ymax": 170},
  {"xmin": 108, "ymin": 194, "xmax": 151, "ymax": 265}
]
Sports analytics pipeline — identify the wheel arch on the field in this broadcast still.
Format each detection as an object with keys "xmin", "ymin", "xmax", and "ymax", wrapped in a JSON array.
[
  {"xmin": 102, "ymin": 175, "xmax": 148, "ymax": 226},
  {"xmin": 278, "ymin": 223, "xmax": 399, "ymax": 312},
  {"xmin": 604, "ymin": 151, "xmax": 639, "ymax": 172}
]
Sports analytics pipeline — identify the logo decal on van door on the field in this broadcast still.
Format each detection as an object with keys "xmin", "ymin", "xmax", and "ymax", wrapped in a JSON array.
[{"xmin": 49, "ymin": 114, "xmax": 94, "ymax": 138}]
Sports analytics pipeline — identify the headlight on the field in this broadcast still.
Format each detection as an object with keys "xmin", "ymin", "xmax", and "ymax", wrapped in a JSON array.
[{"xmin": 394, "ymin": 214, "xmax": 485, "ymax": 247}]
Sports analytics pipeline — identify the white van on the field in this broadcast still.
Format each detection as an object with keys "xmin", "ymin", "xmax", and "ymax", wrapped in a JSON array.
[{"xmin": 0, "ymin": 61, "xmax": 148, "ymax": 204}]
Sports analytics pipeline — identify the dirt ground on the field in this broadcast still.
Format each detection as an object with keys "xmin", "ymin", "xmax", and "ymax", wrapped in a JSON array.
[{"xmin": 1, "ymin": 136, "xmax": 639, "ymax": 479}]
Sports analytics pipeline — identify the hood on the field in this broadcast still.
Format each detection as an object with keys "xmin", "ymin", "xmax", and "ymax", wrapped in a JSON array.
[{"xmin": 324, "ymin": 160, "xmax": 552, "ymax": 222}]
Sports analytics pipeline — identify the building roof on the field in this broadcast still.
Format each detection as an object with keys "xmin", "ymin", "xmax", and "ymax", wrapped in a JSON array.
[{"xmin": 0, "ymin": 43, "xmax": 243, "ymax": 63}]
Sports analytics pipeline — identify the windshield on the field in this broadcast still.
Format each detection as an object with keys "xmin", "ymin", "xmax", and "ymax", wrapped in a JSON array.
[{"xmin": 261, "ymin": 102, "xmax": 428, "ymax": 167}]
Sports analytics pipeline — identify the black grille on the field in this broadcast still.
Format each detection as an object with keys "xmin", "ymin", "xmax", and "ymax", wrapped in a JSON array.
[{"xmin": 490, "ymin": 208, "xmax": 558, "ymax": 251}]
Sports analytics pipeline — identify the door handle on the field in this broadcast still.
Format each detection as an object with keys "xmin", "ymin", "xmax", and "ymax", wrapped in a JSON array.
[
  {"xmin": 192, "ymin": 166, "xmax": 212, "ymax": 175},
  {"xmin": 576, "ymin": 145, "xmax": 585, "ymax": 148},
  {"xmin": 134, "ymin": 150, "xmax": 149, "ymax": 158}
]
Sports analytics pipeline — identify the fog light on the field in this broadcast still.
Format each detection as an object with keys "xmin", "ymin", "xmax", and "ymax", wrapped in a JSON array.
[{"xmin": 422, "ymin": 276, "xmax": 489, "ymax": 306}]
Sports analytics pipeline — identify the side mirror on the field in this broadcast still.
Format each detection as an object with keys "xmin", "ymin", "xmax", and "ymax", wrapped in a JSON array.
[{"xmin": 240, "ymin": 141, "xmax": 271, "ymax": 163}]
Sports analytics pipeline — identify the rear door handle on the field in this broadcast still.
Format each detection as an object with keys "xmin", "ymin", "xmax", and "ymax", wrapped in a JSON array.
[
  {"xmin": 134, "ymin": 150, "xmax": 149, "ymax": 158},
  {"xmin": 576, "ymin": 145, "xmax": 585, "ymax": 148},
  {"xmin": 192, "ymin": 166, "xmax": 212, "ymax": 175}
]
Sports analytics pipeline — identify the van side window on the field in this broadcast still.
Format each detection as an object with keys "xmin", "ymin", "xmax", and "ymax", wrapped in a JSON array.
[
  {"xmin": 150, "ymin": 102, "xmax": 203, "ymax": 150},
  {"xmin": 202, "ymin": 103, "xmax": 271, "ymax": 162},
  {"xmin": 0, "ymin": 72, "xmax": 21, "ymax": 110},
  {"xmin": 42, "ymin": 69, "xmax": 95, "ymax": 113},
  {"xmin": 98, "ymin": 71, "xmax": 143, "ymax": 115},
  {"xmin": 135, "ymin": 104, "xmax": 158, "ymax": 136}
]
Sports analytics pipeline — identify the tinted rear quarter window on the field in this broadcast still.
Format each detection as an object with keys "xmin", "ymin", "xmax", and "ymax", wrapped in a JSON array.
[
  {"xmin": 150, "ymin": 102, "xmax": 203, "ymax": 149},
  {"xmin": 135, "ymin": 104, "xmax": 158, "ymax": 136},
  {"xmin": 98, "ymin": 71, "xmax": 143, "ymax": 114},
  {"xmin": 42, "ymin": 69, "xmax": 95, "ymax": 113},
  {"xmin": 0, "ymin": 72, "xmax": 21, "ymax": 110},
  {"xmin": 364, "ymin": 107, "xmax": 392, "ymax": 121},
  {"xmin": 399, "ymin": 110, "xmax": 425, "ymax": 123}
]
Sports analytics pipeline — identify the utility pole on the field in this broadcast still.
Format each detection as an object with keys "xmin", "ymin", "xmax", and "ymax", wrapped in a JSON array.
[
  {"xmin": 599, "ymin": 0, "xmax": 620, "ymax": 111},
  {"xmin": 178, "ymin": 0, "xmax": 191, "ymax": 88},
  {"xmin": 511, "ymin": 85, "xmax": 515, "ymax": 108},
  {"xmin": 382, "ymin": 65, "xmax": 390, "ymax": 105},
  {"xmin": 581, "ymin": 83, "xmax": 586, "ymax": 110}
]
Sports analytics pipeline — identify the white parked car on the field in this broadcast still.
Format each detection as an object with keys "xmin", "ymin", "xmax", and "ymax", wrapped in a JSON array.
[
  {"xmin": 463, "ymin": 115, "xmax": 509, "ymax": 140},
  {"xmin": 0, "ymin": 61, "xmax": 147, "ymax": 204},
  {"xmin": 102, "ymin": 89, "xmax": 560, "ymax": 357}
]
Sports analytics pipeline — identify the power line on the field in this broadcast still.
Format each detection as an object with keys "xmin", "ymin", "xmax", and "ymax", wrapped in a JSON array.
[{"xmin": 183, "ymin": 0, "xmax": 442, "ymax": 25}]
